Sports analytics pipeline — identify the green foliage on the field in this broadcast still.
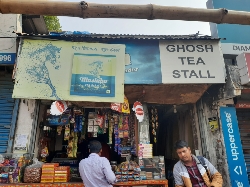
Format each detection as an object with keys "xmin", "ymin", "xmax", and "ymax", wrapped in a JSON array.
[{"xmin": 44, "ymin": 16, "xmax": 62, "ymax": 32}]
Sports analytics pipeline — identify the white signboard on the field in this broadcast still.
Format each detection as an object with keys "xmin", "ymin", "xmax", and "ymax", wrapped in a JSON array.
[
  {"xmin": 221, "ymin": 43, "xmax": 250, "ymax": 55},
  {"xmin": 159, "ymin": 40, "xmax": 225, "ymax": 83},
  {"xmin": 0, "ymin": 38, "xmax": 16, "ymax": 64},
  {"xmin": 0, "ymin": 14, "xmax": 21, "ymax": 64}
]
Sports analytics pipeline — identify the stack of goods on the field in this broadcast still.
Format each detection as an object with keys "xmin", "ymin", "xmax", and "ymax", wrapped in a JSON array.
[
  {"xmin": 138, "ymin": 144, "xmax": 153, "ymax": 159},
  {"xmin": 0, "ymin": 155, "xmax": 20, "ymax": 183},
  {"xmin": 54, "ymin": 166, "xmax": 70, "ymax": 183},
  {"xmin": 66, "ymin": 108, "xmax": 84, "ymax": 158},
  {"xmin": 108, "ymin": 113, "xmax": 114, "ymax": 144},
  {"xmin": 23, "ymin": 167, "xmax": 42, "ymax": 183},
  {"xmin": 158, "ymin": 156, "xmax": 166, "ymax": 179},
  {"xmin": 87, "ymin": 111, "xmax": 108, "ymax": 138},
  {"xmin": 23, "ymin": 158, "xmax": 44, "ymax": 183},
  {"xmin": 115, "ymin": 160, "xmax": 141, "ymax": 182},
  {"xmin": 41, "ymin": 163, "xmax": 59, "ymax": 183},
  {"xmin": 129, "ymin": 113, "xmax": 136, "ymax": 155},
  {"xmin": 146, "ymin": 172, "xmax": 153, "ymax": 180},
  {"xmin": 138, "ymin": 156, "xmax": 166, "ymax": 180},
  {"xmin": 114, "ymin": 114, "xmax": 135, "ymax": 157},
  {"xmin": 67, "ymin": 131, "xmax": 78, "ymax": 158},
  {"xmin": 46, "ymin": 108, "xmax": 85, "ymax": 159}
]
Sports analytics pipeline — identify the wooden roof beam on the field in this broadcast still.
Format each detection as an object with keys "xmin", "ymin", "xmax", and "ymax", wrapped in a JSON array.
[{"xmin": 1, "ymin": 0, "xmax": 250, "ymax": 25}]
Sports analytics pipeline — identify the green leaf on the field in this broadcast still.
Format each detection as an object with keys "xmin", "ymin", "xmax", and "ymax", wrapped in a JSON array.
[{"xmin": 44, "ymin": 16, "xmax": 62, "ymax": 32}]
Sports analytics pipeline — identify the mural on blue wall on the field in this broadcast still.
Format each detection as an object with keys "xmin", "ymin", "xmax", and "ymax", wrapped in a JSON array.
[{"xmin": 110, "ymin": 40, "xmax": 162, "ymax": 84}]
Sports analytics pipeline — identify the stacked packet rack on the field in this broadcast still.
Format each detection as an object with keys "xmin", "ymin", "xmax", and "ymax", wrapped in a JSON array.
[
  {"xmin": 115, "ymin": 161, "xmax": 141, "ymax": 182},
  {"xmin": 41, "ymin": 163, "xmax": 59, "ymax": 183},
  {"xmin": 54, "ymin": 166, "xmax": 70, "ymax": 182}
]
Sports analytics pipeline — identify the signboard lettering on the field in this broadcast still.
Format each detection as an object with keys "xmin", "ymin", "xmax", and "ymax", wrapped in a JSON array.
[
  {"xmin": 221, "ymin": 43, "xmax": 250, "ymax": 55},
  {"xmin": 160, "ymin": 40, "xmax": 225, "ymax": 83},
  {"xmin": 233, "ymin": 45, "xmax": 250, "ymax": 52},
  {"xmin": 0, "ymin": 40, "xmax": 16, "ymax": 65},
  {"xmin": 220, "ymin": 107, "xmax": 248, "ymax": 187},
  {"xmin": 166, "ymin": 44, "xmax": 213, "ymax": 52}
]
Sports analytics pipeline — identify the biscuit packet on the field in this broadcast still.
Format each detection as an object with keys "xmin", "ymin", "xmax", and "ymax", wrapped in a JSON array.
[{"xmin": 122, "ymin": 96, "xmax": 130, "ymax": 114}]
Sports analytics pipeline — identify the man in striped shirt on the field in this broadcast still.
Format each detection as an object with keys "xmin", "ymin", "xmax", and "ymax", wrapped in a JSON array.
[{"xmin": 173, "ymin": 140, "xmax": 223, "ymax": 187}]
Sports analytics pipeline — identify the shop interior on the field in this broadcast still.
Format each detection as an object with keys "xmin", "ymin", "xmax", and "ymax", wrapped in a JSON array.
[
  {"xmin": 0, "ymin": 86, "xmax": 196, "ymax": 186},
  {"xmin": 33, "ymin": 102, "xmax": 195, "ymax": 186}
]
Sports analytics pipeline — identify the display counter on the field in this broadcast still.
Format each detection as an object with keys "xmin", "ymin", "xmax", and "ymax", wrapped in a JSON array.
[
  {"xmin": 113, "ymin": 179, "xmax": 168, "ymax": 187},
  {"xmin": 1, "ymin": 180, "xmax": 168, "ymax": 187}
]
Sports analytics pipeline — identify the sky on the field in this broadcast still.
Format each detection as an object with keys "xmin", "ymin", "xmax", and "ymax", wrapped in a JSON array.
[{"xmin": 58, "ymin": 0, "xmax": 211, "ymax": 35}]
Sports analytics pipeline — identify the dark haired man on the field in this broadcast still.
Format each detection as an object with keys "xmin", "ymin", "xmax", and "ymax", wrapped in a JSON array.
[
  {"xmin": 173, "ymin": 140, "xmax": 222, "ymax": 187},
  {"xmin": 79, "ymin": 140, "xmax": 117, "ymax": 187}
]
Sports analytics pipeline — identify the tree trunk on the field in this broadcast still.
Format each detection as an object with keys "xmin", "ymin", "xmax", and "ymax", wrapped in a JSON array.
[{"xmin": 1, "ymin": 0, "xmax": 250, "ymax": 25}]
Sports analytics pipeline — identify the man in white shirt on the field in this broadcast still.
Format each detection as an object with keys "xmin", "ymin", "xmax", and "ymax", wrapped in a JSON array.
[{"xmin": 79, "ymin": 140, "xmax": 117, "ymax": 187}]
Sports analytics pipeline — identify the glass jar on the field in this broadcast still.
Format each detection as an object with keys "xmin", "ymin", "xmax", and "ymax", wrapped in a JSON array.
[
  {"xmin": 110, "ymin": 161, "xmax": 117, "ymax": 172},
  {"xmin": 140, "ymin": 171, "xmax": 146, "ymax": 180},
  {"xmin": 153, "ymin": 172, "xmax": 160, "ymax": 179},
  {"xmin": 159, "ymin": 156, "xmax": 164, "ymax": 163}
]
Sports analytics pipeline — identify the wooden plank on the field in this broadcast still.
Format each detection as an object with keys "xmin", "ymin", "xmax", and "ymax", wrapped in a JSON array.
[
  {"xmin": 241, "ymin": 89, "xmax": 250, "ymax": 94},
  {"xmin": 69, "ymin": 84, "xmax": 210, "ymax": 107},
  {"xmin": 124, "ymin": 84, "xmax": 210, "ymax": 105},
  {"xmin": 239, "ymin": 124, "xmax": 250, "ymax": 128},
  {"xmin": 238, "ymin": 121, "xmax": 250, "ymax": 125}
]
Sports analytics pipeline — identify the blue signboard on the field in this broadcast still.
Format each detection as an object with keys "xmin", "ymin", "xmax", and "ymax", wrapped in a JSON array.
[
  {"xmin": 208, "ymin": 0, "xmax": 250, "ymax": 44},
  {"xmin": 0, "ymin": 53, "xmax": 16, "ymax": 65},
  {"xmin": 220, "ymin": 107, "xmax": 249, "ymax": 187},
  {"xmin": 109, "ymin": 40, "xmax": 162, "ymax": 84},
  {"xmin": 46, "ymin": 114, "xmax": 70, "ymax": 126}
]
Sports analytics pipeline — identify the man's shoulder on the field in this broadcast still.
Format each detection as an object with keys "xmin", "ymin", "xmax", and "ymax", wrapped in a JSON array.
[
  {"xmin": 173, "ymin": 160, "xmax": 182, "ymax": 170},
  {"xmin": 99, "ymin": 156, "xmax": 110, "ymax": 163},
  {"xmin": 79, "ymin": 158, "xmax": 89, "ymax": 164}
]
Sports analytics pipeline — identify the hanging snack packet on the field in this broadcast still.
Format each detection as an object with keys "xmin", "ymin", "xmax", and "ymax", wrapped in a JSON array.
[
  {"xmin": 64, "ymin": 125, "xmax": 70, "ymax": 141},
  {"xmin": 57, "ymin": 126, "xmax": 63, "ymax": 135},
  {"xmin": 96, "ymin": 115, "xmax": 104, "ymax": 128},
  {"xmin": 122, "ymin": 96, "xmax": 130, "ymax": 114}
]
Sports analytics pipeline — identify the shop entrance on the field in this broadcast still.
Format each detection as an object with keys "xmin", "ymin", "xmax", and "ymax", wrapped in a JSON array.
[
  {"xmin": 32, "ymin": 102, "xmax": 196, "ymax": 186},
  {"xmin": 147, "ymin": 104, "xmax": 195, "ymax": 186}
]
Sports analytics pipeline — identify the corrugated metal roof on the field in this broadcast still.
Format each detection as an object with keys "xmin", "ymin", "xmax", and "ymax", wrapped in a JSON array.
[{"xmin": 15, "ymin": 32, "xmax": 220, "ymax": 41}]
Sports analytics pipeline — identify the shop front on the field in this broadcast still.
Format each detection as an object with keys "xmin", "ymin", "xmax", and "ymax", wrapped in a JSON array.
[{"xmin": 0, "ymin": 34, "xmax": 226, "ymax": 186}]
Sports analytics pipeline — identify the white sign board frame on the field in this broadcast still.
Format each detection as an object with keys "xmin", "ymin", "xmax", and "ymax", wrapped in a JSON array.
[{"xmin": 159, "ymin": 40, "xmax": 225, "ymax": 84}]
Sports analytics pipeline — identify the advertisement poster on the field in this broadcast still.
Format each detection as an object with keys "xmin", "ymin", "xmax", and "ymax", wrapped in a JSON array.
[
  {"xmin": 109, "ymin": 40, "xmax": 162, "ymax": 84},
  {"xmin": 70, "ymin": 53, "xmax": 116, "ymax": 97},
  {"xmin": 13, "ymin": 39, "xmax": 125, "ymax": 103},
  {"xmin": 13, "ymin": 134, "xmax": 28, "ymax": 151},
  {"xmin": 208, "ymin": 117, "xmax": 219, "ymax": 132},
  {"xmin": 220, "ymin": 107, "xmax": 248, "ymax": 187},
  {"xmin": 46, "ymin": 114, "xmax": 70, "ymax": 126}
]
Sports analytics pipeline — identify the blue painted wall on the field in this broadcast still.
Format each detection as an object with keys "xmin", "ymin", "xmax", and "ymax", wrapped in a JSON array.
[{"xmin": 208, "ymin": 0, "xmax": 250, "ymax": 44}]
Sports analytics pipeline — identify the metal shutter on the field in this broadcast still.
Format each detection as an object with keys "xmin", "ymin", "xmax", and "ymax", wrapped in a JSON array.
[
  {"xmin": 236, "ymin": 109, "xmax": 250, "ymax": 184},
  {"xmin": 0, "ymin": 74, "xmax": 19, "ymax": 153}
]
